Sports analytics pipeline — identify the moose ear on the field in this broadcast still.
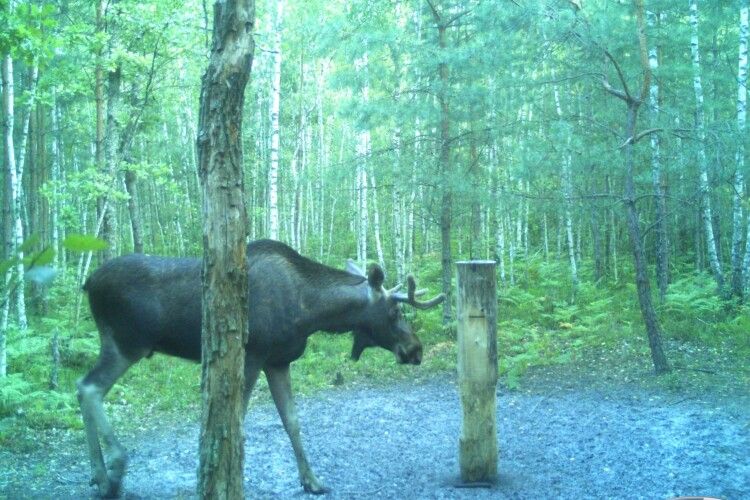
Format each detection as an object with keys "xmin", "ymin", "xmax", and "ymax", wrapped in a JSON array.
[
  {"xmin": 346, "ymin": 259, "xmax": 366, "ymax": 277},
  {"xmin": 367, "ymin": 264, "xmax": 385, "ymax": 289}
]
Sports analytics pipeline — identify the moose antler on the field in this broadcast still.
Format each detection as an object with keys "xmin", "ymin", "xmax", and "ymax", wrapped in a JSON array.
[{"xmin": 392, "ymin": 275, "xmax": 445, "ymax": 309}]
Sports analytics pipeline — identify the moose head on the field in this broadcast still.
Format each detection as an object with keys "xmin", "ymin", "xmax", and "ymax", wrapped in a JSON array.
[{"xmin": 346, "ymin": 260, "xmax": 445, "ymax": 365}]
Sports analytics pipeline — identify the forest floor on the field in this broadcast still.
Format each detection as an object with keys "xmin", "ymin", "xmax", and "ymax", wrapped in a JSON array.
[{"xmin": 1, "ymin": 347, "xmax": 748, "ymax": 500}]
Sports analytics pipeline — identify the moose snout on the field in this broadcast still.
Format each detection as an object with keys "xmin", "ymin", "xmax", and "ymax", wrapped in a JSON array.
[{"xmin": 396, "ymin": 342, "xmax": 422, "ymax": 365}]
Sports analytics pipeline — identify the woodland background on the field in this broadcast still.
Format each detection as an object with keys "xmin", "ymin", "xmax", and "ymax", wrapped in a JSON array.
[{"xmin": 1, "ymin": 0, "xmax": 749, "ymax": 448}]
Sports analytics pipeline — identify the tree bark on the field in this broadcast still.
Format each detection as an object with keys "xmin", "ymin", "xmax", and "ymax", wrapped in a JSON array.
[
  {"xmin": 428, "ymin": 2, "xmax": 453, "ymax": 323},
  {"xmin": 196, "ymin": 1, "xmax": 254, "ymax": 498},
  {"xmin": 603, "ymin": 0, "xmax": 669, "ymax": 374},
  {"xmin": 690, "ymin": 0, "xmax": 724, "ymax": 291},
  {"xmin": 95, "ymin": 0, "xmax": 106, "ymax": 261},
  {"xmin": 369, "ymin": 168, "xmax": 385, "ymax": 271},
  {"xmin": 267, "ymin": 0, "xmax": 283, "ymax": 240},
  {"xmin": 735, "ymin": 0, "xmax": 749, "ymax": 297},
  {"xmin": 2, "ymin": 35, "xmax": 27, "ymax": 332},
  {"xmin": 102, "ymin": 61, "xmax": 121, "ymax": 260},
  {"xmin": 355, "ymin": 52, "xmax": 370, "ymax": 266},
  {"xmin": 553, "ymin": 84, "xmax": 579, "ymax": 292},
  {"xmin": 647, "ymin": 10, "xmax": 669, "ymax": 301},
  {"xmin": 124, "ymin": 167, "xmax": 144, "ymax": 253}
]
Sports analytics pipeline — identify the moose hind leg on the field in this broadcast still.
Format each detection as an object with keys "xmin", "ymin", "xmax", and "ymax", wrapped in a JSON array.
[
  {"xmin": 77, "ymin": 338, "xmax": 134, "ymax": 498},
  {"xmin": 265, "ymin": 364, "xmax": 328, "ymax": 494}
]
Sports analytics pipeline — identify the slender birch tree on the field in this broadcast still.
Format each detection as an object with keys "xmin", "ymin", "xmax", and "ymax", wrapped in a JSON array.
[
  {"xmin": 690, "ymin": 0, "xmax": 724, "ymax": 291},
  {"xmin": 734, "ymin": 0, "xmax": 750, "ymax": 297},
  {"xmin": 553, "ymin": 83, "xmax": 579, "ymax": 292},
  {"xmin": 355, "ymin": 51, "xmax": 370, "ymax": 266},
  {"xmin": 268, "ymin": 0, "xmax": 284, "ymax": 241},
  {"xmin": 647, "ymin": 10, "xmax": 669, "ymax": 302}
]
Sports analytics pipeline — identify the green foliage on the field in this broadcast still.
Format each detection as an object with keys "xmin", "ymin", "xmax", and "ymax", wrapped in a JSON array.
[
  {"xmin": 62, "ymin": 234, "xmax": 109, "ymax": 252},
  {"xmin": 659, "ymin": 274, "xmax": 724, "ymax": 343}
]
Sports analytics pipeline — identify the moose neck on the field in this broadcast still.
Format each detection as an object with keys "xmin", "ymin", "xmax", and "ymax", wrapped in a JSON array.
[{"xmin": 299, "ymin": 280, "xmax": 371, "ymax": 335}]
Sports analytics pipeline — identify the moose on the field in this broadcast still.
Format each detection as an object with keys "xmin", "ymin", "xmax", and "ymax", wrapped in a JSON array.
[{"xmin": 77, "ymin": 239, "xmax": 444, "ymax": 497}]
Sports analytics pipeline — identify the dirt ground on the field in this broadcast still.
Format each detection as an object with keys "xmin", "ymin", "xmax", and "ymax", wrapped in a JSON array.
[{"xmin": 1, "ymin": 365, "xmax": 748, "ymax": 499}]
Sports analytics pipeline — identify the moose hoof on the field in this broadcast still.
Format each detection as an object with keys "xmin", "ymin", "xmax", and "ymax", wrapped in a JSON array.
[
  {"xmin": 302, "ymin": 479, "xmax": 329, "ymax": 495},
  {"xmin": 90, "ymin": 475, "xmax": 120, "ymax": 499}
]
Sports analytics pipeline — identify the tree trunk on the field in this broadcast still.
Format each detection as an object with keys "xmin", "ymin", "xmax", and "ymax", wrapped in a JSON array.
[
  {"xmin": 647, "ymin": 10, "xmax": 669, "ymax": 301},
  {"xmin": 735, "ymin": 0, "xmax": 749, "ymax": 298},
  {"xmin": 603, "ymin": 0, "xmax": 669, "ymax": 374},
  {"xmin": 369, "ymin": 168, "xmax": 385, "ymax": 271},
  {"xmin": 392, "ymin": 128, "xmax": 405, "ymax": 283},
  {"xmin": 355, "ymin": 52, "xmax": 370, "ymax": 266},
  {"xmin": 429, "ymin": 7, "xmax": 453, "ymax": 323},
  {"xmin": 623, "ymin": 105, "xmax": 669, "ymax": 374},
  {"xmin": 268, "ymin": 0, "xmax": 283, "ymax": 240},
  {"xmin": 102, "ymin": 62, "xmax": 121, "ymax": 260},
  {"xmin": 95, "ymin": 0, "xmax": 106, "ymax": 261},
  {"xmin": 316, "ymin": 61, "xmax": 327, "ymax": 261},
  {"xmin": 124, "ymin": 168, "xmax": 144, "ymax": 253},
  {"xmin": 690, "ymin": 0, "xmax": 724, "ymax": 291},
  {"xmin": 552, "ymin": 83, "xmax": 579, "ymax": 292},
  {"xmin": 196, "ymin": 1, "xmax": 254, "ymax": 498},
  {"xmin": 2, "ymin": 41, "xmax": 27, "ymax": 333},
  {"xmin": 50, "ymin": 92, "xmax": 62, "ymax": 267}
]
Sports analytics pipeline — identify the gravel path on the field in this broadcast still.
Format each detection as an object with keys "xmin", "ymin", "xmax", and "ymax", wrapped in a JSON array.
[{"xmin": 2, "ymin": 372, "xmax": 748, "ymax": 499}]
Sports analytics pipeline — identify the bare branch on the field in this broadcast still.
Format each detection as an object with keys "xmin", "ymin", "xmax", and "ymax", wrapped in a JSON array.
[
  {"xmin": 425, "ymin": 0, "xmax": 441, "ymax": 24},
  {"xmin": 603, "ymin": 49, "xmax": 633, "ymax": 102},
  {"xmin": 618, "ymin": 128, "xmax": 663, "ymax": 149}
]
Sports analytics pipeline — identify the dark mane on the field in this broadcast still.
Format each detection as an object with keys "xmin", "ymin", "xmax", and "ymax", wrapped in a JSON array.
[{"xmin": 248, "ymin": 239, "xmax": 366, "ymax": 287}]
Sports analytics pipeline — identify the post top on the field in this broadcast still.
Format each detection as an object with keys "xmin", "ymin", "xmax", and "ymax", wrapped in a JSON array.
[{"xmin": 456, "ymin": 260, "xmax": 496, "ymax": 266}]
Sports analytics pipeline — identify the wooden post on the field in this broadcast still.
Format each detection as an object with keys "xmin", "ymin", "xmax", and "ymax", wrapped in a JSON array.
[{"xmin": 456, "ymin": 260, "xmax": 498, "ymax": 484}]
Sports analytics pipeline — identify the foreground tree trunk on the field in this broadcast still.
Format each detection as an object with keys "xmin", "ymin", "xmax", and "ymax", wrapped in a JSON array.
[
  {"xmin": 196, "ymin": 1, "xmax": 255, "ymax": 498},
  {"xmin": 603, "ymin": 0, "xmax": 669, "ymax": 374}
]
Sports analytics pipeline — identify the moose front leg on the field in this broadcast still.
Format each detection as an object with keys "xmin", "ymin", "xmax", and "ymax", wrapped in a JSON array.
[{"xmin": 264, "ymin": 364, "xmax": 328, "ymax": 494}]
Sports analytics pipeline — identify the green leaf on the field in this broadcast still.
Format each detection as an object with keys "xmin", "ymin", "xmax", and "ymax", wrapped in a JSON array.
[
  {"xmin": 63, "ymin": 234, "xmax": 108, "ymax": 252},
  {"xmin": 33, "ymin": 247, "xmax": 55, "ymax": 266},
  {"xmin": 18, "ymin": 234, "xmax": 41, "ymax": 254}
]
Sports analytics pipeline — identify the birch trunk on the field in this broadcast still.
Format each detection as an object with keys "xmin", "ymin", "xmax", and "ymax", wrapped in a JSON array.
[
  {"xmin": 50, "ymin": 92, "xmax": 61, "ymax": 267},
  {"xmin": 494, "ymin": 162, "xmax": 506, "ymax": 287},
  {"xmin": 2, "ymin": 43, "xmax": 27, "ymax": 332},
  {"xmin": 316, "ymin": 62, "xmax": 327, "ymax": 260},
  {"xmin": 392, "ymin": 127, "xmax": 405, "ymax": 283},
  {"xmin": 690, "ymin": 0, "xmax": 724, "ymax": 290},
  {"xmin": 369, "ymin": 169, "xmax": 386, "ymax": 271},
  {"xmin": 95, "ymin": 0, "xmax": 106, "ymax": 260},
  {"xmin": 553, "ymin": 83, "xmax": 579, "ymax": 291},
  {"xmin": 735, "ymin": 0, "xmax": 749, "ymax": 297},
  {"xmin": 507, "ymin": 215, "xmax": 515, "ymax": 286},
  {"xmin": 355, "ymin": 52, "xmax": 370, "ymax": 266},
  {"xmin": 267, "ymin": 0, "xmax": 284, "ymax": 240},
  {"xmin": 647, "ymin": 11, "xmax": 669, "ymax": 301}
]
